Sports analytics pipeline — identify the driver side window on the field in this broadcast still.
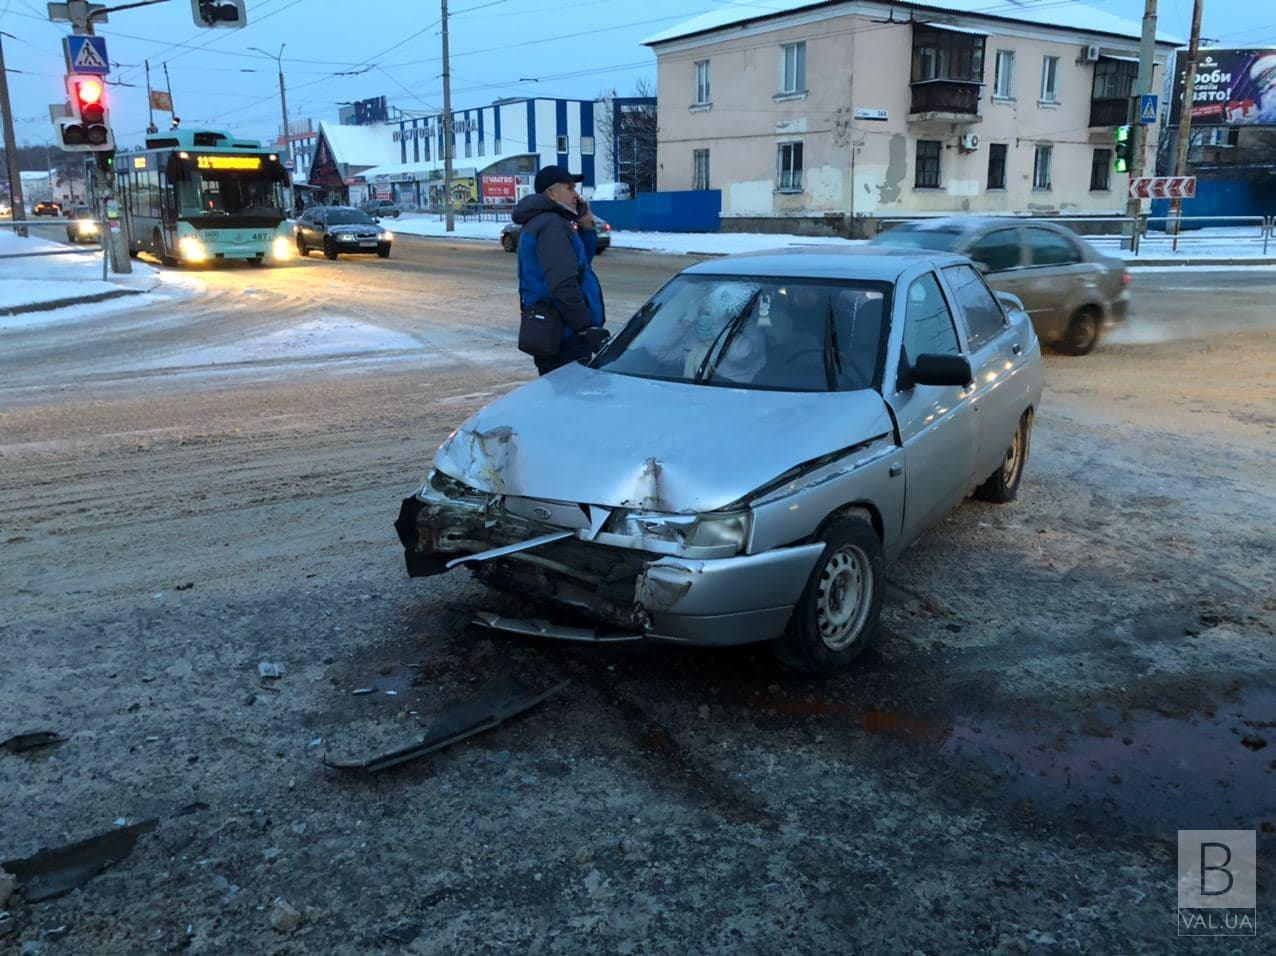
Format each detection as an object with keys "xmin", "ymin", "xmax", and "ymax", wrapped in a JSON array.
[{"xmin": 902, "ymin": 272, "xmax": 961, "ymax": 364}]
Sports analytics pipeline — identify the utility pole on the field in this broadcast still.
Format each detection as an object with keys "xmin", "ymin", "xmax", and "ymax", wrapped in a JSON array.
[
  {"xmin": 441, "ymin": 0, "xmax": 454, "ymax": 232},
  {"xmin": 1122, "ymin": 0, "xmax": 1159, "ymax": 247},
  {"xmin": 0, "ymin": 31, "xmax": 28, "ymax": 233},
  {"xmin": 250, "ymin": 45, "xmax": 289, "ymax": 169},
  {"xmin": 1168, "ymin": 0, "xmax": 1204, "ymax": 234}
]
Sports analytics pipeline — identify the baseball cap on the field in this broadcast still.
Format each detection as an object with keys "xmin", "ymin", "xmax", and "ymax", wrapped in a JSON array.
[{"xmin": 534, "ymin": 165, "xmax": 585, "ymax": 193}]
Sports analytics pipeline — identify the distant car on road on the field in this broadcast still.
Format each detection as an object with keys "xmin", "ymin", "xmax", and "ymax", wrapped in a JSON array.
[
  {"xmin": 33, "ymin": 201, "xmax": 63, "ymax": 217},
  {"xmin": 501, "ymin": 215, "xmax": 611, "ymax": 254},
  {"xmin": 295, "ymin": 206, "xmax": 393, "ymax": 260},
  {"xmin": 65, "ymin": 205, "xmax": 99, "ymax": 244},
  {"xmin": 396, "ymin": 249, "xmax": 1043, "ymax": 674},
  {"xmin": 361, "ymin": 199, "xmax": 404, "ymax": 219},
  {"xmin": 870, "ymin": 217, "xmax": 1130, "ymax": 355}
]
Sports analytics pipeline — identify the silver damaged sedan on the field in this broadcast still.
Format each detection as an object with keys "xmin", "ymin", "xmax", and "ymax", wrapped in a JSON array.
[{"xmin": 396, "ymin": 249, "xmax": 1045, "ymax": 673}]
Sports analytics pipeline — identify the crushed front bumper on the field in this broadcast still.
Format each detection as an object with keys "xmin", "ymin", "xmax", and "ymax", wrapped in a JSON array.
[{"xmin": 396, "ymin": 492, "xmax": 822, "ymax": 647}]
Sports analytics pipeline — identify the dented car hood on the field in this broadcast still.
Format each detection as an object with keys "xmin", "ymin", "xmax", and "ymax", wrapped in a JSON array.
[{"xmin": 433, "ymin": 363, "xmax": 895, "ymax": 514}]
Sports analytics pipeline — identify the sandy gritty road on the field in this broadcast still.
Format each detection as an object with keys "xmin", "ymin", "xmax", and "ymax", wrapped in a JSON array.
[{"xmin": 1, "ymin": 239, "xmax": 1273, "ymax": 952}]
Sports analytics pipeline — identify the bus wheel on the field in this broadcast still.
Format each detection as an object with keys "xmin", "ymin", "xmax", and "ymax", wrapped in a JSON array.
[
  {"xmin": 154, "ymin": 230, "xmax": 177, "ymax": 267},
  {"xmin": 247, "ymin": 257, "xmax": 266, "ymax": 267}
]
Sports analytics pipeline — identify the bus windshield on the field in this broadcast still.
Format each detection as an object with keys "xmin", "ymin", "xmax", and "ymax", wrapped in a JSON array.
[{"xmin": 176, "ymin": 171, "xmax": 287, "ymax": 217}]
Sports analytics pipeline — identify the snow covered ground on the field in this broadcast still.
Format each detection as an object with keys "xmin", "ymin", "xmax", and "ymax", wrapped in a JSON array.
[
  {"xmin": 392, "ymin": 214, "xmax": 1276, "ymax": 261},
  {"xmin": 0, "ymin": 229, "xmax": 190, "ymax": 316}
]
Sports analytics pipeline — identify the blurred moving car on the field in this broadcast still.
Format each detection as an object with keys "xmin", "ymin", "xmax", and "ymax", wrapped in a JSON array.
[
  {"xmin": 295, "ymin": 206, "xmax": 393, "ymax": 260},
  {"xmin": 501, "ymin": 215, "xmax": 611, "ymax": 254},
  {"xmin": 870, "ymin": 217, "xmax": 1130, "ymax": 355},
  {"xmin": 396, "ymin": 249, "xmax": 1043, "ymax": 674},
  {"xmin": 33, "ymin": 201, "xmax": 63, "ymax": 217},
  {"xmin": 65, "ymin": 205, "xmax": 100, "ymax": 243},
  {"xmin": 361, "ymin": 199, "xmax": 404, "ymax": 219}
]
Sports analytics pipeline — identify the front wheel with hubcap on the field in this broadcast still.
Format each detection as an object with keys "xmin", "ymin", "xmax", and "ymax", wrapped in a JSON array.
[
  {"xmin": 775, "ymin": 512, "xmax": 885, "ymax": 674},
  {"xmin": 296, "ymin": 233, "xmax": 307, "ymax": 257},
  {"xmin": 1058, "ymin": 306, "xmax": 1101, "ymax": 356},
  {"xmin": 323, "ymin": 237, "xmax": 338, "ymax": 261},
  {"xmin": 976, "ymin": 411, "xmax": 1032, "ymax": 503}
]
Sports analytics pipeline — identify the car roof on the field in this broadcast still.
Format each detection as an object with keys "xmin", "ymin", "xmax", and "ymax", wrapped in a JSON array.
[
  {"xmin": 683, "ymin": 246, "xmax": 970, "ymax": 281},
  {"xmin": 888, "ymin": 215, "xmax": 1077, "ymax": 238}
]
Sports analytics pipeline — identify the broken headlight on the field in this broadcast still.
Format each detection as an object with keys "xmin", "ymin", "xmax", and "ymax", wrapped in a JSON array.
[
  {"xmin": 608, "ymin": 510, "xmax": 751, "ymax": 555},
  {"xmin": 424, "ymin": 469, "xmax": 482, "ymax": 499}
]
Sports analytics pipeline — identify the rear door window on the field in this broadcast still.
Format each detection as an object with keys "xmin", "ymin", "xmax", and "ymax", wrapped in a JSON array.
[
  {"xmin": 967, "ymin": 228, "xmax": 1023, "ymax": 272},
  {"xmin": 1026, "ymin": 227, "xmax": 1082, "ymax": 266},
  {"xmin": 943, "ymin": 264, "xmax": 1006, "ymax": 351}
]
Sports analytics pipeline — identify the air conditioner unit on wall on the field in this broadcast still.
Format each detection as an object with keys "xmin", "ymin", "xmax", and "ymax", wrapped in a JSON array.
[
  {"xmin": 1082, "ymin": 44, "xmax": 1101, "ymax": 62},
  {"xmin": 958, "ymin": 133, "xmax": 980, "ymax": 152}
]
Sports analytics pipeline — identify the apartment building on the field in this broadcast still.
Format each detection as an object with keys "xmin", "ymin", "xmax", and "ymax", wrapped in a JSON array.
[{"xmin": 646, "ymin": 0, "xmax": 1180, "ymax": 234}]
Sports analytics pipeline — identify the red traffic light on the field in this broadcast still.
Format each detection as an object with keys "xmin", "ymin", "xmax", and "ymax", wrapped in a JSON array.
[{"xmin": 77, "ymin": 78, "xmax": 104, "ymax": 105}]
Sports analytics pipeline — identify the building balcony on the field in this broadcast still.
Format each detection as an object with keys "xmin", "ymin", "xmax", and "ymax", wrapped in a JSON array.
[
  {"xmin": 908, "ymin": 80, "xmax": 982, "ymax": 124},
  {"xmin": 1089, "ymin": 98, "xmax": 1130, "ymax": 128}
]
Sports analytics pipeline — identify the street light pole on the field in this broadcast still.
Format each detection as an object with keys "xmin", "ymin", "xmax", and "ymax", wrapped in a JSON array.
[
  {"xmin": 1122, "ymin": 0, "xmax": 1159, "ymax": 248},
  {"xmin": 0, "ymin": 31, "xmax": 27, "ymax": 233},
  {"xmin": 250, "ymin": 44, "xmax": 289, "ymax": 169},
  {"xmin": 441, "ymin": 0, "xmax": 454, "ymax": 232}
]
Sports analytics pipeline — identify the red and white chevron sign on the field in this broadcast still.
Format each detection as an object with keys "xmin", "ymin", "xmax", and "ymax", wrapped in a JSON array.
[{"xmin": 1128, "ymin": 176, "xmax": 1197, "ymax": 200}]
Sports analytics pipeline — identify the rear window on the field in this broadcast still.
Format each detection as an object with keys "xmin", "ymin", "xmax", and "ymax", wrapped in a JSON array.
[{"xmin": 871, "ymin": 224, "xmax": 963, "ymax": 252}]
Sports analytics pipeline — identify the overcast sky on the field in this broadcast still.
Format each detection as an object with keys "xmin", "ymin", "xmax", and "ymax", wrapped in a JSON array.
[{"xmin": 2, "ymin": 0, "xmax": 1271, "ymax": 153}]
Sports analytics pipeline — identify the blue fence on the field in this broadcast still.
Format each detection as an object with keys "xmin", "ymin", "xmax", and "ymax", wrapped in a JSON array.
[
  {"xmin": 1150, "ymin": 179, "xmax": 1276, "ymax": 229},
  {"xmin": 592, "ymin": 190, "xmax": 721, "ymax": 233}
]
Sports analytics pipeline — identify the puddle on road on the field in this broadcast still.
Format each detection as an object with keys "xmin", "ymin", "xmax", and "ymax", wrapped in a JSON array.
[
  {"xmin": 938, "ymin": 690, "xmax": 1276, "ymax": 832},
  {"xmin": 749, "ymin": 687, "xmax": 1275, "ymax": 832}
]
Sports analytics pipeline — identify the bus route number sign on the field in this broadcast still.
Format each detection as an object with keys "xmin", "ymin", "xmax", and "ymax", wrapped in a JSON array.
[{"xmin": 196, "ymin": 155, "xmax": 262, "ymax": 171}]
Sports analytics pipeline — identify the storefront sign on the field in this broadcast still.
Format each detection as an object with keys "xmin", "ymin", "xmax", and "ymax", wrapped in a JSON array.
[{"xmin": 481, "ymin": 174, "xmax": 516, "ymax": 202}]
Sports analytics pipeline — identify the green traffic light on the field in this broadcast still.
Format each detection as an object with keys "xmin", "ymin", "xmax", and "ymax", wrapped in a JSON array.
[
  {"xmin": 1115, "ymin": 125, "xmax": 1131, "ymax": 143},
  {"xmin": 1114, "ymin": 158, "xmax": 1128, "ymax": 172}
]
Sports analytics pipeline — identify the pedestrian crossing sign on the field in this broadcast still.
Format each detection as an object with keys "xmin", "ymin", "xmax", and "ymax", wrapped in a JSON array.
[
  {"xmin": 1139, "ymin": 94, "xmax": 1158, "ymax": 125},
  {"xmin": 63, "ymin": 35, "xmax": 110, "ymax": 76}
]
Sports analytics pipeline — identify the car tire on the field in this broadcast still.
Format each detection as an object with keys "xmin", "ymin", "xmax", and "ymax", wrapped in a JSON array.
[
  {"xmin": 501, "ymin": 233, "xmax": 516, "ymax": 253},
  {"xmin": 775, "ymin": 511, "xmax": 884, "ymax": 675},
  {"xmin": 323, "ymin": 237, "xmax": 338, "ymax": 261},
  {"xmin": 296, "ymin": 234, "xmax": 308, "ymax": 257},
  {"xmin": 376, "ymin": 244, "xmax": 391, "ymax": 258},
  {"xmin": 975, "ymin": 411, "xmax": 1032, "ymax": 504},
  {"xmin": 1058, "ymin": 306, "xmax": 1101, "ymax": 356}
]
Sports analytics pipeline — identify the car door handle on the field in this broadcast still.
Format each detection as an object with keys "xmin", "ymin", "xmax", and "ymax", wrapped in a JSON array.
[{"xmin": 1012, "ymin": 343, "xmax": 1022, "ymax": 355}]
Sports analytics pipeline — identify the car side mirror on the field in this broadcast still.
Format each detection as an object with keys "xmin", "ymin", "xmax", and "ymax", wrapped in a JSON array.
[
  {"xmin": 911, "ymin": 353, "xmax": 972, "ymax": 388},
  {"xmin": 995, "ymin": 290, "xmax": 1025, "ymax": 314},
  {"xmin": 974, "ymin": 260, "xmax": 992, "ymax": 275}
]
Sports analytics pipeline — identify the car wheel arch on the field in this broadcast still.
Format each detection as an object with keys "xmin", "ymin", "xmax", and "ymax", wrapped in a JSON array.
[{"xmin": 811, "ymin": 502, "xmax": 884, "ymax": 546}]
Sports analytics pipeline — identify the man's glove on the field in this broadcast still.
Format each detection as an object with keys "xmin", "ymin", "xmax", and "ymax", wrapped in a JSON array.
[{"xmin": 582, "ymin": 327, "xmax": 611, "ymax": 353}]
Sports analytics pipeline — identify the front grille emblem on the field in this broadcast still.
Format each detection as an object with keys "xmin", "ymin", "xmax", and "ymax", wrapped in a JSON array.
[{"xmin": 531, "ymin": 506, "xmax": 552, "ymax": 521}]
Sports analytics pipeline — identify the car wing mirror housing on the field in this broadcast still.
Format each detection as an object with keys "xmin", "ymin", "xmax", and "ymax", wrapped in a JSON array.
[
  {"xmin": 911, "ymin": 353, "xmax": 973, "ymax": 387},
  {"xmin": 995, "ymin": 290, "xmax": 1025, "ymax": 314}
]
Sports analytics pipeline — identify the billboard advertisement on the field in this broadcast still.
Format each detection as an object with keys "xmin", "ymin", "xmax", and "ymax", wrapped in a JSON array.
[
  {"xmin": 1170, "ymin": 49, "xmax": 1276, "ymax": 126},
  {"xmin": 481, "ymin": 174, "xmax": 516, "ymax": 203}
]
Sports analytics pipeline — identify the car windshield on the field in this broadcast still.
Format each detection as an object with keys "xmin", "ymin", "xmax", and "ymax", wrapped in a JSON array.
[
  {"xmin": 593, "ymin": 274, "xmax": 892, "ymax": 392},
  {"xmin": 871, "ymin": 224, "xmax": 963, "ymax": 252},
  {"xmin": 327, "ymin": 209, "xmax": 376, "ymax": 225}
]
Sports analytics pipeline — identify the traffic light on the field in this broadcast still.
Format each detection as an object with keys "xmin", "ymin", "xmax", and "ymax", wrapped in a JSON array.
[
  {"xmin": 1113, "ymin": 125, "xmax": 1131, "ymax": 173},
  {"xmin": 190, "ymin": 0, "xmax": 247, "ymax": 28},
  {"xmin": 56, "ymin": 74, "xmax": 114, "ymax": 152}
]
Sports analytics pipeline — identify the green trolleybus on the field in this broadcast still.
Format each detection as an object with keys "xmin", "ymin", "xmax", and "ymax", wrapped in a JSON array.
[{"xmin": 116, "ymin": 128, "xmax": 293, "ymax": 266}]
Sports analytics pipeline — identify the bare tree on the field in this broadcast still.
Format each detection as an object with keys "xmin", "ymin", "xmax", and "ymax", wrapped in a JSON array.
[{"xmin": 595, "ymin": 79, "xmax": 658, "ymax": 194}]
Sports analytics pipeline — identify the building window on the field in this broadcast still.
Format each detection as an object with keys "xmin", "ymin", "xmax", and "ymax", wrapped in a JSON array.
[
  {"xmin": 777, "ymin": 142, "xmax": 803, "ymax": 190},
  {"xmin": 915, "ymin": 139, "xmax": 941, "ymax": 189},
  {"xmin": 695, "ymin": 60, "xmax": 710, "ymax": 105},
  {"xmin": 993, "ymin": 50, "xmax": 1015, "ymax": 98},
  {"xmin": 1040, "ymin": 55, "xmax": 1059, "ymax": 102},
  {"xmin": 1090, "ymin": 148, "xmax": 1111, "ymax": 190},
  {"xmin": 693, "ymin": 149, "xmax": 710, "ymax": 190},
  {"xmin": 987, "ymin": 142, "xmax": 1007, "ymax": 189},
  {"xmin": 781, "ymin": 42, "xmax": 806, "ymax": 93},
  {"xmin": 580, "ymin": 136, "xmax": 595, "ymax": 155},
  {"xmin": 556, "ymin": 134, "xmax": 568, "ymax": 153},
  {"xmin": 1033, "ymin": 144, "xmax": 1053, "ymax": 189},
  {"xmin": 912, "ymin": 27, "xmax": 985, "ymax": 83},
  {"xmin": 1092, "ymin": 58, "xmax": 1137, "ymax": 100}
]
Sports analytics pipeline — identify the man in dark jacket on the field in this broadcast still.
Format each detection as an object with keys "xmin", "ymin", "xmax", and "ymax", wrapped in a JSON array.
[{"xmin": 512, "ymin": 166, "xmax": 607, "ymax": 375}]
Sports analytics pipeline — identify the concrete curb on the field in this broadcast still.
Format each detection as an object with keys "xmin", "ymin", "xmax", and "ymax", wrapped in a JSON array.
[
  {"xmin": 1, "ymin": 286, "xmax": 144, "ymax": 318},
  {"xmin": 1127, "ymin": 257, "xmax": 1276, "ymax": 267}
]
